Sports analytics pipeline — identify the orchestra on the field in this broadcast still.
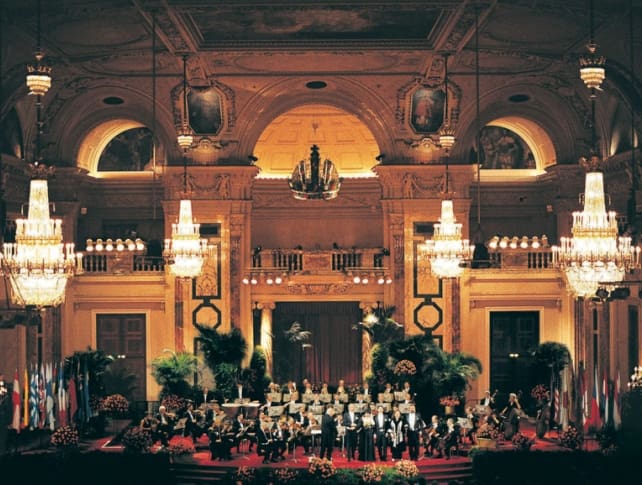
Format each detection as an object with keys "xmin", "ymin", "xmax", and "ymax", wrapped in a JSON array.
[{"xmin": 142, "ymin": 380, "xmax": 523, "ymax": 464}]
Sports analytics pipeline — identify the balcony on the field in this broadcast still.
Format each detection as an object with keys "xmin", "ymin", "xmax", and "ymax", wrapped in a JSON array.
[{"xmin": 242, "ymin": 247, "xmax": 392, "ymax": 286}]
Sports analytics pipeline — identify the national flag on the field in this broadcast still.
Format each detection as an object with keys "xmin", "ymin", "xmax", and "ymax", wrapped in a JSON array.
[
  {"xmin": 29, "ymin": 366, "xmax": 39, "ymax": 429},
  {"xmin": 83, "ymin": 361, "xmax": 91, "ymax": 422},
  {"xmin": 68, "ymin": 375, "xmax": 78, "ymax": 424},
  {"xmin": 602, "ymin": 370, "xmax": 609, "ymax": 427},
  {"xmin": 580, "ymin": 363, "xmax": 589, "ymax": 432},
  {"xmin": 46, "ymin": 363, "xmax": 55, "ymax": 430},
  {"xmin": 22, "ymin": 367, "xmax": 29, "ymax": 429},
  {"xmin": 38, "ymin": 363, "xmax": 45, "ymax": 428},
  {"xmin": 553, "ymin": 384, "xmax": 560, "ymax": 424},
  {"xmin": 11, "ymin": 370, "xmax": 21, "ymax": 432},
  {"xmin": 57, "ymin": 363, "xmax": 67, "ymax": 427},
  {"xmin": 589, "ymin": 366, "xmax": 601, "ymax": 430},
  {"xmin": 560, "ymin": 365, "xmax": 570, "ymax": 428},
  {"xmin": 613, "ymin": 369, "xmax": 622, "ymax": 430}
]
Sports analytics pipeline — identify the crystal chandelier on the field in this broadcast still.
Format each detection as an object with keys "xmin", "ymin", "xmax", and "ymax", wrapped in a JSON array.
[
  {"xmin": 579, "ymin": 0, "xmax": 605, "ymax": 93},
  {"xmin": 163, "ymin": 55, "xmax": 210, "ymax": 279},
  {"xmin": 2, "ymin": 179, "xmax": 79, "ymax": 307},
  {"xmin": 164, "ymin": 199, "xmax": 210, "ymax": 278},
  {"xmin": 552, "ymin": 170, "xmax": 639, "ymax": 297},
  {"xmin": 288, "ymin": 145, "xmax": 341, "ymax": 200}
]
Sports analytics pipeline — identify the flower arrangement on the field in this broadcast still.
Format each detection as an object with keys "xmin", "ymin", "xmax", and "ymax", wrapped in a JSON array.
[
  {"xmin": 530, "ymin": 384, "xmax": 549, "ymax": 401},
  {"xmin": 89, "ymin": 394, "xmax": 103, "ymax": 413},
  {"xmin": 272, "ymin": 467, "xmax": 298, "ymax": 484},
  {"xmin": 360, "ymin": 463, "xmax": 385, "ymax": 483},
  {"xmin": 51, "ymin": 425, "xmax": 80, "ymax": 447},
  {"xmin": 439, "ymin": 395, "xmax": 461, "ymax": 407},
  {"xmin": 308, "ymin": 457, "xmax": 336, "ymax": 479},
  {"xmin": 160, "ymin": 394, "xmax": 186, "ymax": 413},
  {"xmin": 477, "ymin": 423, "xmax": 502, "ymax": 441},
  {"xmin": 394, "ymin": 459, "xmax": 419, "ymax": 478},
  {"xmin": 233, "ymin": 466, "xmax": 255, "ymax": 485},
  {"xmin": 165, "ymin": 437, "xmax": 196, "ymax": 455},
  {"xmin": 511, "ymin": 432, "xmax": 535, "ymax": 451},
  {"xmin": 101, "ymin": 393, "xmax": 129, "ymax": 415},
  {"xmin": 559, "ymin": 424, "xmax": 583, "ymax": 450},
  {"xmin": 122, "ymin": 427, "xmax": 153, "ymax": 454},
  {"xmin": 393, "ymin": 359, "xmax": 417, "ymax": 376}
]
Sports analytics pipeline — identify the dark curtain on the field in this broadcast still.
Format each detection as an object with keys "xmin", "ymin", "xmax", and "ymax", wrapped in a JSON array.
[{"xmin": 273, "ymin": 301, "xmax": 362, "ymax": 386}]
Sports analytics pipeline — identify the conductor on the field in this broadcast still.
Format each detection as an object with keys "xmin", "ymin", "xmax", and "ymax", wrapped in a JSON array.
[{"xmin": 319, "ymin": 406, "xmax": 338, "ymax": 460}]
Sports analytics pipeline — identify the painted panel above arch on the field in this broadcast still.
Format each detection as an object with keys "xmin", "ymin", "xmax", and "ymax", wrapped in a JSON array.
[{"xmin": 253, "ymin": 104, "xmax": 380, "ymax": 179}]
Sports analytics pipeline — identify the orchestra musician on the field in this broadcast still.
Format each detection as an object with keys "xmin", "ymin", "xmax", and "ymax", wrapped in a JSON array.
[
  {"xmin": 155, "ymin": 405, "xmax": 174, "ymax": 448},
  {"xmin": 232, "ymin": 412, "xmax": 248, "ymax": 453},
  {"xmin": 374, "ymin": 405, "xmax": 391, "ymax": 461},
  {"xmin": 390, "ymin": 408, "xmax": 406, "ymax": 460},
  {"xmin": 438, "ymin": 418, "xmax": 459, "ymax": 460},
  {"xmin": 342, "ymin": 401, "xmax": 360, "ymax": 461},
  {"xmin": 424, "ymin": 414, "xmax": 444, "ymax": 458},
  {"xmin": 500, "ymin": 392, "xmax": 523, "ymax": 437},
  {"xmin": 256, "ymin": 417, "xmax": 277, "ymax": 463},
  {"xmin": 300, "ymin": 410, "xmax": 318, "ymax": 455},
  {"xmin": 335, "ymin": 379, "xmax": 347, "ymax": 395},
  {"xmin": 218, "ymin": 419, "xmax": 236, "ymax": 460},
  {"xmin": 405, "ymin": 403, "xmax": 424, "ymax": 460},
  {"xmin": 139, "ymin": 411, "xmax": 158, "ymax": 436},
  {"xmin": 481, "ymin": 390, "xmax": 496, "ymax": 409},
  {"xmin": 402, "ymin": 381, "xmax": 414, "ymax": 401},
  {"xmin": 183, "ymin": 402, "xmax": 200, "ymax": 442},
  {"xmin": 465, "ymin": 406, "xmax": 479, "ymax": 444},
  {"xmin": 270, "ymin": 418, "xmax": 288, "ymax": 460},
  {"xmin": 196, "ymin": 386, "xmax": 214, "ymax": 407}
]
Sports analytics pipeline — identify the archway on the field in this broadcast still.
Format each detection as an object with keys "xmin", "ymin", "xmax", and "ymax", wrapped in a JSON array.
[{"xmin": 253, "ymin": 104, "xmax": 381, "ymax": 179}]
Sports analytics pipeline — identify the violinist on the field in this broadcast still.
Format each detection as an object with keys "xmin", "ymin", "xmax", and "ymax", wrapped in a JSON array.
[
  {"xmin": 465, "ymin": 406, "xmax": 480, "ymax": 444},
  {"xmin": 183, "ymin": 402, "xmax": 200, "ymax": 443},
  {"xmin": 271, "ymin": 417, "xmax": 288, "ymax": 460},
  {"xmin": 501, "ymin": 392, "xmax": 523, "ymax": 435},
  {"xmin": 438, "ymin": 418, "xmax": 459, "ymax": 460},
  {"xmin": 232, "ymin": 412, "xmax": 248, "ymax": 453},
  {"xmin": 218, "ymin": 419, "xmax": 235, "ymax": 460},
  {"xmin": 256, "ymin": 418, "xmax": 277, "ymax": 463},
  {"xmin": 139, "ymin": 411, "xmax": 158, "ymax": 439}
]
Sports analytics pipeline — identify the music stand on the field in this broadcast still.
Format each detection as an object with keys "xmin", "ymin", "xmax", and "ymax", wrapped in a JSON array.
[
  {"xmin": 267, "ymin": 392, "xmax": 282, "ymax": 403},
  {"xmin": 394, "ymin": 391, "xmax": 407, "ymax": 402},
  {"xmin": 356, "ymin": 393, "xmax": 372, "ymax": 403},
  {"xmin": 319, "ymin": 393, "xmax": 332, "ymax": 404},
  {"xmin": 398, "ymin": 402, "xmax": 411, "ymax": 414},
  {"xmin": 268, "ymin": 405, "xmax": 285, "ymax": 419},
  {"xmin": 302, "ymin": 393, "xmax": 314, "ymax": 404}
]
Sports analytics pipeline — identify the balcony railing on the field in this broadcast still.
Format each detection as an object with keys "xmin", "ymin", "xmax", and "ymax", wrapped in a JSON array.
[
  {"xmin": 244, "ymin": 248, "xmax": 392, "ymax": 285},
  {"xmin": 81, "ymin": 253, "xmax": 165, "ymax": 274}
]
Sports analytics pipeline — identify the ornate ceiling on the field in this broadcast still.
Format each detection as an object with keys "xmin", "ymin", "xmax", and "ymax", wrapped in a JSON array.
[{"xmin": 0, "ymin": 1, "xmax": 639, "ymax": 171}]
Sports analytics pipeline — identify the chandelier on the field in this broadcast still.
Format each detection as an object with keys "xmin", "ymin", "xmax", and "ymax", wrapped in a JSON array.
[
  {"xmin": 2, "ymin": 179, "xmax": 79, "ymax": 307},
  {"xmin": 418, "ymin": 54, "xmax": 473, "ymax": 279},
  {"xmin": 288, "ymin": 145, "xmax": 341, "ymax": 200},
  {"xmin": 552, "ymin": 169, "xmax": 639, "ymax": 298},
  {"xmin": 163, "ymin": 55, "xmax": 210, "ymax": 279}
]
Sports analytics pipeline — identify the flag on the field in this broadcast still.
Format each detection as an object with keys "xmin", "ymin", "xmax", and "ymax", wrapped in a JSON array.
[
  {"xmin": 553, "ymin": 383, "xmax": 560, "ymax": 424},
  {"xmin": 38, "ymin": 363, "xmax": 45, "ymax": 428},
  {"xmin": 589, "ymin": 366, "xmax": 601, "ymax": 430},
  {"xmin": 580, "ymin": 363, "xmax": 589, "ymax": 432},
  {"xmin": 602, "ymin": 370, "xmax": 609, "ymax": 427},
  {"xmin": 29, "ymin": 366, "xmax": 39, "ymax": 429},
  {"xmin": 11, "ymin": 370, "xmax": 21, "ymax": 432},
  {"xmin": 22, "ymin": 367, "xmax": 29, "ymax": 429},
  {"xmin": 46, "ymin": 363, "xmax": 55, "ymax": 430},
  {"xmin": 613, "ymin": 369, "xmax": 622, "ymax": 430},
  {"xmin": 560, "ymin": 365, "xmax": 570, "ymax": 429},
  {"xmin": 83, "ymin": 361, "xmax": 91, "ymax": 422},
  {"xmin": 57, "ymin": 363, "xmax": 67, "ymax": 427},
  {"xmin": 68, "ymin": 375, "xmax": 78, "ymax": 424}
]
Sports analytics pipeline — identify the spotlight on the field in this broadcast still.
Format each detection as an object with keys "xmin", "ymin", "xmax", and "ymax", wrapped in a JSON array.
[
  {"xmin": 242, "ymin": 275, "xmax": 250, "ymax": 285},
  {"xmin": 361, "ymin": 275, "xmax": 369, "ymax": 284},
  {"xmin": 275, "ymin": 274, "xmax": 283, "ymax": 284},
  {"xmin": 266, "ymin": 274, "xmax": 274, "ymax": 285},
  {"xmin": 520, "ymin": 236, "xmax": 529, "ymax": 249},
  {"xmin": 86, "ymin": 239, "xmax": 94, "ymax": 252},
  {"xmin": 531, "ymin": 236, "xmax": 540, "ymax": 249},
  {"xmin": 385, "ymin": 275, "xmax": 392, "ymax": 284},
  {"xmin": 509, "ymin": 236, "xmax": 518, "ymax": 249},
  {"xmin": 353, "ymin": 275, "xmax": 361, "ymax": 284},
  {"xmin": 499, "ymin": 237, "xmax": 509, "ymax": 249},
  {"xmin": 377, "ymin": 275, "xmax": 385, "ymax": 285},
  {"xmin": 489, "ymin": 236, "xmax": 499, "ymax": 249},
  {"xmin": 250, "ymin": 275, "xmax": 258, "ymax": 285},
  {"xmin": 95, "ymin": 238, "xmax": 104, "ymax": 251},
  {"xmin": 105, "ymin": 238, "xmax": 114, "ymax": 251}
]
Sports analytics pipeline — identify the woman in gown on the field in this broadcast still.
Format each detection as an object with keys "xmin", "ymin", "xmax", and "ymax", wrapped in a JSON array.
[
  {"xmin": 359, "ymin": 411, "xmax": 376, "ymax": 461},
  {"xmin": 389, "ymin": 409, "xmax": 406, "ymax": 460}
]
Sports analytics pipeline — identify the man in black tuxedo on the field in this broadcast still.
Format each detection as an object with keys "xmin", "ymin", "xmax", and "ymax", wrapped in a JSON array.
[
  {"xmin": 155, "ymin": 405, "xmax": 174, "ymax": 448},
  {"xmin": 405, "ymin": 403, "xmax": 424, "ymax": 460},
  {"xmin": 342, "ymin": 403, "xmax": 360, "ymax": 461},
  {"xmin": 319, "ymin": 406, "xmax": 337, "ymax": 460},
  {"xmin": 374, "ymin": 404, "xmax": 391, "ymax": 461},
  {"xmin": 196, "ymin": 386, "xmax": 213, "ymax": 407},
  {"xmin": 255, "ymin": 418, "xmax": 276, "ymax": 463}
]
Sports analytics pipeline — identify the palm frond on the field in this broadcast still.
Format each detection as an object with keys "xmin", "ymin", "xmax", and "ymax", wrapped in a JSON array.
[{"xmin": 284, "ymin": 321, "xmax": 312, "ymax": 343}]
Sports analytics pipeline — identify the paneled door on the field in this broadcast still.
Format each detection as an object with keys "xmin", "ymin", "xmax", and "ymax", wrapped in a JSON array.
[
  {"xmin": 97, "ymin": 314, "xmax": 147, "ymax": 402},
  {"xmin": 490, "ymin": 311, "xmax": 539, "ymax": 405}
]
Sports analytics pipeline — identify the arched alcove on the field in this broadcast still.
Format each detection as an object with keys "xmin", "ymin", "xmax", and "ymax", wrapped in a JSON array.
[
  {"xmin": 77, "ymin": 119, "xmax": 165, "ymax": 176},
  {"xmin": 253, "ymin": 104, "xmax": 381, "ymax": 179}
]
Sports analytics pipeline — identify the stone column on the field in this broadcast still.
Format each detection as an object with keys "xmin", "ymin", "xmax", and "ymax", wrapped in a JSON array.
[
  {"xmin": 359, "ymin": 301, "xmax": 379, "ymax": 380},
  {"xmin": 257, "ymin": 301, "xmax": 276, "ymax": 377}
]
